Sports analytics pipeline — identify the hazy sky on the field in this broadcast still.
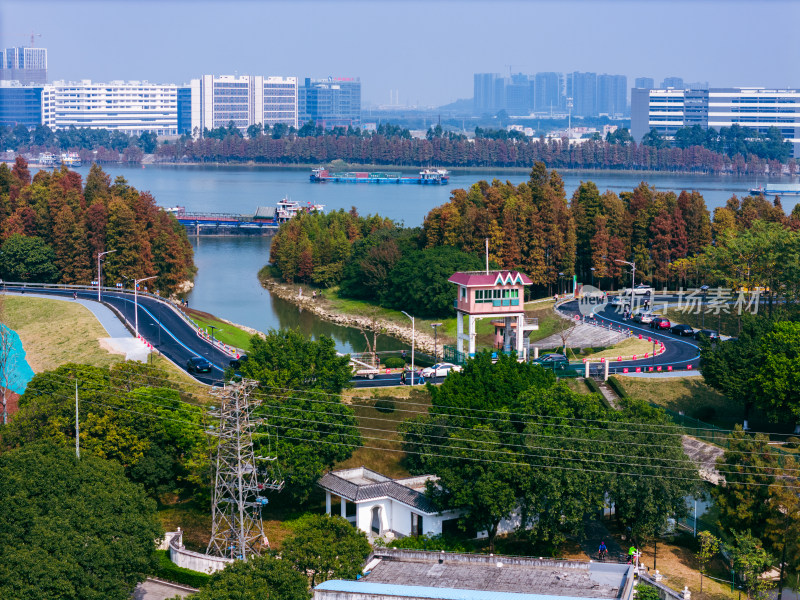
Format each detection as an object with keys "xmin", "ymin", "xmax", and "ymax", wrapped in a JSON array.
[{"xmin": 2, "ymin": 0, "xmax": 799, "ymax": 107}]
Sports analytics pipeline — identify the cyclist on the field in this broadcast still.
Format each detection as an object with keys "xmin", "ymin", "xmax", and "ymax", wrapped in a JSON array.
[
  {"xmin": 598, "ymin": 541, "xmax": 608, "ymax": 561},
  {"xmin": 628, "ymin": 545, "xmax": 637, "ymax": 564}
]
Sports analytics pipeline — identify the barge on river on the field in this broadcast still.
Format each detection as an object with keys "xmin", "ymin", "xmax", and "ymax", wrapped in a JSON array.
[
  {"xmin": 165, "ymin": 199, "xmax": 324, "ymax": 236},
  {"xmin": 310, "ymin": 167, "xmax": 449, "ymax": 184},
  {"xmin": 750, "ymin": 183, "xmax": 800, "ymax": 196}
]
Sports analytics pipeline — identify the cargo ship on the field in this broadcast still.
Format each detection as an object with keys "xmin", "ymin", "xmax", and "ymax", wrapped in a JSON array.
[
  {"xmin": 749, "ymin": 183, "xmax": 800, "ymax": 196},
  {"xmin": 310, "ymin": 167, "xmax": 449, "ymax": 184}
]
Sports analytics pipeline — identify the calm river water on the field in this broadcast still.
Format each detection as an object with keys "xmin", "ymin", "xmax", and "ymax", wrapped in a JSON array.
[{"xmin": 67, "ymin": 164, "xmax": 797, "ymax": 352}]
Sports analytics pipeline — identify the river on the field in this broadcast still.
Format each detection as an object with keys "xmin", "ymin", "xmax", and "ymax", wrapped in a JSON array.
[{"xmin": 66, "ymin": 164, "xmax": 797, "ymax": 352}]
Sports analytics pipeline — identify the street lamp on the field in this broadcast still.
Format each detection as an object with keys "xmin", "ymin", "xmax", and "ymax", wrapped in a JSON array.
[
  {"xmin": 431, "ymin": 323, "xmax": 442, "ymax": 360},
  {"xmin": 558, "ymin": 272, "xmax": 564, "ymax": 296},
  {"xmin": 209, "ymin": 325, "xmax": 221, "ymax": 347},
  {"xmin": 97, "ymin": 249, "xmax": 116, "ymax": 302},
  {"xmin": 590, "ymin": 267, "xmax": 596, "ymax": 289},
  {"xmin": 401, "ymin": 310, "xmax": 415, "ymax": 386},
  {"xmin": 134, "ymin": 276, "xmax": 157, "ymax": 338},
  {"xmin": 614, "ymin": 259, "xmax": 636, "ymax": 292}
]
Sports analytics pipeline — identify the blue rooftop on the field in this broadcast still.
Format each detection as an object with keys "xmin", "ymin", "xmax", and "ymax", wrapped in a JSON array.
[{"xmin": 315, "ymin": 580, "xmax": 619, "ymax": 600}]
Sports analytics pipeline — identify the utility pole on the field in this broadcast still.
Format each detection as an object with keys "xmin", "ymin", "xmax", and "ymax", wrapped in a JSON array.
[{"xmin": 207, "ymin": 380, "xmax": 283, "ymax": 561}]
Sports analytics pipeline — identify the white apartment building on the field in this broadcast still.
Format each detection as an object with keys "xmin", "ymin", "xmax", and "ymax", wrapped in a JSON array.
[
  {"xmin": 42, "ymin": 80, "xmax": 179, "ymax": 135},
  {"xmin": 190, "ymin": 74, "xmax": 298, "ymax": 135},
  {"xmin": 631, "ymin": 87, "xmax": 800, "ymax": 157}
]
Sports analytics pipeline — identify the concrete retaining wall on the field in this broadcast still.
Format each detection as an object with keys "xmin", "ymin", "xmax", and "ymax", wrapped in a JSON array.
[{"xmin": 167, "ymin": 529, "xmax": 233, "ymax": 574}]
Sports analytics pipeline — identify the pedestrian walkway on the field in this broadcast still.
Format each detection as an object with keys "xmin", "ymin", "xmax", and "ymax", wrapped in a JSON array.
[
  {"xmin": 681, "ymin": 436, "xmax": 724, "ymax": 484},
  {"xmin": 580, "ymin": 518, "xmax": 623, "ymax": 562},
  {"xmin": 533, "ymin": 322, "xmax": 628, "ymax": 351}
]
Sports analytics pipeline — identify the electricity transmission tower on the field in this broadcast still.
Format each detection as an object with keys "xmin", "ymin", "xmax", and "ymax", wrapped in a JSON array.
[{"xmin": 206, "ymin": 380, "xmax": 284, "ymax": 560}]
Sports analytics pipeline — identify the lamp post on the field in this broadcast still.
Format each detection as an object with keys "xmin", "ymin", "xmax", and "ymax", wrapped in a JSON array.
[
  {"xmin": 134, "ymin": 276, "xmax": 157, "ymax": 338},
  {"xmin": 614, "ymin": 259, "xmax": 636, "ymax": 292},
  {"xmin": 97, "ymin": 249, "xmax": 116, "ymax": 302},
  {"xmin": 590, "ymin": 267, "xmax": 596, "ymax": 289},
  {"xmin": 209, "ymin": 325, "xmax": 221, "ymax": 347},
  {"xmin": 431, "ymin": 323, "xmax": 442, "ymax": 361},
  {"xmin": 558, "ymin": 272, "xmax": 564, "ymax": 295},
  {"xmin": 401, "ymin": 310, "xmax": 415, "ymax": 386}
]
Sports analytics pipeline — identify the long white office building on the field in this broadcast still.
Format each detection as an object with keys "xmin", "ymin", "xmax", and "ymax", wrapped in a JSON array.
[
  {"xmin": 190, "ymin": 74, "xmax": 298, "ymax": 135},
  {"xmin": 631, "ymin": 87, "xmax": 800, "ymax": 157},
  {"xmin": 42, "ymin": 80, "xmax": 179, "ymax": 135}
]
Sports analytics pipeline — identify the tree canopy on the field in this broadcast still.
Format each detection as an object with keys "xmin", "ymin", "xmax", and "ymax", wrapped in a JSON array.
[
  {"xmin": 0, "ymin": 442, "xmax": 161, "ymax": 600},
  {"xmin": 187, "ymin": 554, "xmax": 310, "ymax": 600},
  {"xmin": 281, "ymin": 514, "xmax": 371, "ymax": 585}
]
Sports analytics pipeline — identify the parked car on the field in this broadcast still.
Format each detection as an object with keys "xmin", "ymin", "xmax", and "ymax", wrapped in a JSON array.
[
  {"xmin": 650, "ymin": 316, "xmax": 671, "ymax": 329},
  {"xmin": 633, "ymin": 312, "xmax": 656, "ymax": 324},
  {"xmin": 187, "ymin": 356, "xmax": 213, "ymax": 373},
  {"xmin": 694, "ymin": 329, "xmax": 720, "ymax": 341},
  {"xmin": 532, "ymin": 353, "xmax": 569, "ymax": 370},
  {"xmin": 670, "ymin": 324, "xmax": 695, "ymax": 337},
  {"xmin": 624, "ymin": 284, "xmax": 654, "ymax": 296},
  {"xmin": 421, "ymin": 362, "xmax": 462, "ymax": 378}
]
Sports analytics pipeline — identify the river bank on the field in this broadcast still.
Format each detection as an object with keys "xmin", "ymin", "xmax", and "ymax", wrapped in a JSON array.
[
  {"xmin": 147, "ymin": 159, "xmax": 792, "ymax": 178},
  {"xmin": 258, "ymin": 272, "xmax": 441, "ymax": 356}
]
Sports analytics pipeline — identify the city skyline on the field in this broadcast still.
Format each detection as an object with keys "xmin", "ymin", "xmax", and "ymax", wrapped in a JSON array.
[{"xmin": 2, "ymin": 0, "xmax": 798, "ymax": 108}]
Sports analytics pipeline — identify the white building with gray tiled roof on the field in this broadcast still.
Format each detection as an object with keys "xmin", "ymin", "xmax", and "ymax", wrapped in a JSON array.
[{"xmin": 318, "ymin": 467, "xmax": 464, "ymax": 539}]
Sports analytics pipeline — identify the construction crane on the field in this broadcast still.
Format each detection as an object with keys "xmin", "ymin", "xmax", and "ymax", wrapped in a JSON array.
[{"xmin": 12, "ymin": 31, "xmax": 42, "ymax": 47}]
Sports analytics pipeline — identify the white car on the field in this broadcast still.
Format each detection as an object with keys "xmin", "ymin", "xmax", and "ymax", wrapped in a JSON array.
[
  {"xmin": 421, "ymin": 363, "xmax": 462, "ymax": 378},
  {"xmin": 631, "ymin": 284, "xmax": 654, "ymax": 296}
]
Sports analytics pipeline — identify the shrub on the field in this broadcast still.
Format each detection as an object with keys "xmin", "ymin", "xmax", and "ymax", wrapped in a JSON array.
[
  {"xmin": 152, "ymin": 549, "xmax": 211, "ymax": 588},
  {"xmin": 374, "ymin": 398, "xmax": 396, "ymax": 413},
  {"xmin": 607, "ymin": 376, "xmax": 629, "ymax": 399},
  {"xmin": 585, "ymin": 377, "xmax": 601, "ymax": 395},
  {"xmin": 785, "ymin": 436, "xmax": 800, "ymax": 450},
  {"xmin": 388, "ymin": 534, "xmax": 470, "ymax": 553},
  {"xmin": 635, "ymin": 584, "xmax": 661, "ymax": 600},
  {"xmin": 383, "ymin": 357, "xmax": 405, "ymax": 369}
]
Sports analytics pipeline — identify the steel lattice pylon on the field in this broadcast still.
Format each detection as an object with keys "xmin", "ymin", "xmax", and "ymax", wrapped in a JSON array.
[{"xmin": 206, "ymin": 380, "xmax": 284, "ymax": 560}]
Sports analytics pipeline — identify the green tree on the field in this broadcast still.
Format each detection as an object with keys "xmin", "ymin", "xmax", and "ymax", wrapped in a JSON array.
[
  {"xmin": 753, "ymin": 321, "xmax": 800, "ymax": 423},
  {"xmin": 189, "ymin": 554, "xmax": 310, "ymax": 600},
  {"xmin": 282, "ymin": 515, "xmax": 371, "ymax": 585},
  {"xmin": 0, "ymin": 233, "xmax": 58, "ymax": 282},
  {"xmin": 730, "ymin": 531, "xmax": 774, "ymax": 600},
  {"xmin": 240, "ymin": 331, "xmax": 361, "ymax": 503},
  {"xmin": 642, "ymin": 128, "xmax": 668, "ymax": 149},
  {"xmin": 0, "ymin": 442, "xmax": 161, "ymax": 600},
  {"xmin": 697, "ymin": 531, "xmax": 721, "ymax": 591}
]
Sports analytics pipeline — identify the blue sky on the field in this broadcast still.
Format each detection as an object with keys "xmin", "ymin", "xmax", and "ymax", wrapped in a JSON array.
[{"xmin": 2, "ymin": 0, "xmax": 798, "ymax": 107}]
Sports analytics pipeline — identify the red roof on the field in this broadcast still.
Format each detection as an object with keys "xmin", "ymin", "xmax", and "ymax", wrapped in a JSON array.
[{"xmin": 448, "ymin": 270, "xmax": 533, "ymax": 287}]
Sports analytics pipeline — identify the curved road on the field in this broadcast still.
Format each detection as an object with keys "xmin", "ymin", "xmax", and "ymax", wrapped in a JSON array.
[
  {"xmin": 558, "ymin": 297, "xmax": 702, "ymax": 374},
  {"xmin": 9, "ymin": 285, "xmax": 702, "ymax": 386}
]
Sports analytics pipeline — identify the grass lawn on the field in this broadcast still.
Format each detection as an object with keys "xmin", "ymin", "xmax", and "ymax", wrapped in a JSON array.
[
  {"xmin": 183, "ymin": 307, "xmax": 255, "ymax": 352},
  {"xmin": 615, "ymin": 375, "xmax": 741, "ymax": 426},
  {"xmin": 583, "ymin": 337, "xmax": 659, "ymax": 360},
  {"xmin": 1, "ymin": 296, "xmax": 125, "ymax": 372},
  {"xmin": 338, "ymin": 386, "xmax": 432, "ymax": 478}
]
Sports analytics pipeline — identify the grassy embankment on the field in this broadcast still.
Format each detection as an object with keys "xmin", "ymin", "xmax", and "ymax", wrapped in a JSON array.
[{"xmin": 183, "ymin": 307, "xmax": 256, "ymax": 352}]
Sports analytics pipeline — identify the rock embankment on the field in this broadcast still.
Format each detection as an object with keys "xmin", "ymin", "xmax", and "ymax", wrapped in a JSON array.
[{"xmin": 262, "ymin": 278, "xmax": 439, "ymax": 355}]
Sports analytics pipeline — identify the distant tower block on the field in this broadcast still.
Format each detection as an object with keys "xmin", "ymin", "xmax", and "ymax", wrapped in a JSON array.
[
  {"xmin": 207, "ymin": 380, "xmax": 283, "ymax": 561},
  {"xmin": 448, "ymin": 270, "xmax": 538, "ymax": 360}
]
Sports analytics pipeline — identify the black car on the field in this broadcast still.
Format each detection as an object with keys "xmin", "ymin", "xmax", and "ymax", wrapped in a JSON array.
[
  {"xmin": 671, "ymin": 324, "xmax": 695, "ymax": 337},
  {"xmin": 532, "ymin": 353, "xmax": 569, "ymax": 370},
  {"xmin": 693, "ymin": 329, "xmax": 720, "ymax": 341},
  {"xmin": 187, "ymin": 356, "xmax": 213, "ymax": 373},
  {"xmin": 229, "ymin": 354, "xmax": 249, "ymax": 370}
]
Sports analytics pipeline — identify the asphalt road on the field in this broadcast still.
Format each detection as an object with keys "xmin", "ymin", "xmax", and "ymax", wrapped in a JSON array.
[
  {"xmin": 11, "ymin": 285, "xmax": 702, "ymax": 385},
  {"xmin": 11, "ymin": 285, "xmax": 233, "ymax": 385},
  {"xmin": 558, "ymin": 298, "xmax": 703, "ymax": 373}
]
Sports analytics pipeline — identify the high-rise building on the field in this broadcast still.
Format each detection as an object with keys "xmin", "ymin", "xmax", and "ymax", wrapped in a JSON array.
[
  {"xmin": 533, "ymin": 72, "xmax": 563, "ymax": 113},
  {"xmin": 190, "ymin": 74, "xmax": 298, "ymax": 135},
  {"xmin": 0, "ymin": 81, "xmax": 43, "ymax": 127},
  {"xmin": 630, "ymin": 87, "xmax": 800, "ymax": 157},
  {"xmin": 177, "ymin": 86, "xmax": 192, "ymax": 135},
  {"xmin": 42, "ymin": 80, "xmax": 178, "ymax": 135},
  {"xmin": 597, "ymin": 74, "xmax": 627, "ymax": 117},
  {"xmin": 505, "ymin": 73, "xmax": 532, "ymax": 115},
  {"xmin": 474, "ymin": 73, "xmax": 503, "ymax": 114},
  {"xmin": 567, "ymin": 71, "xmax": 597, "ymax": 117},
  {"xmin": 299, "ymin": 77, "xmax": 361, "ymax": 128},
  {"xmin": 660, "ymin": 76, "xmax": 684, "ymax": 89},
  {"xmin": 634, "ymin": 77, "xmax": 654, "ymax": 89},
  {"xmin": 0, "ymin": 47, "xmax": 47, "ymax": 85}
]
